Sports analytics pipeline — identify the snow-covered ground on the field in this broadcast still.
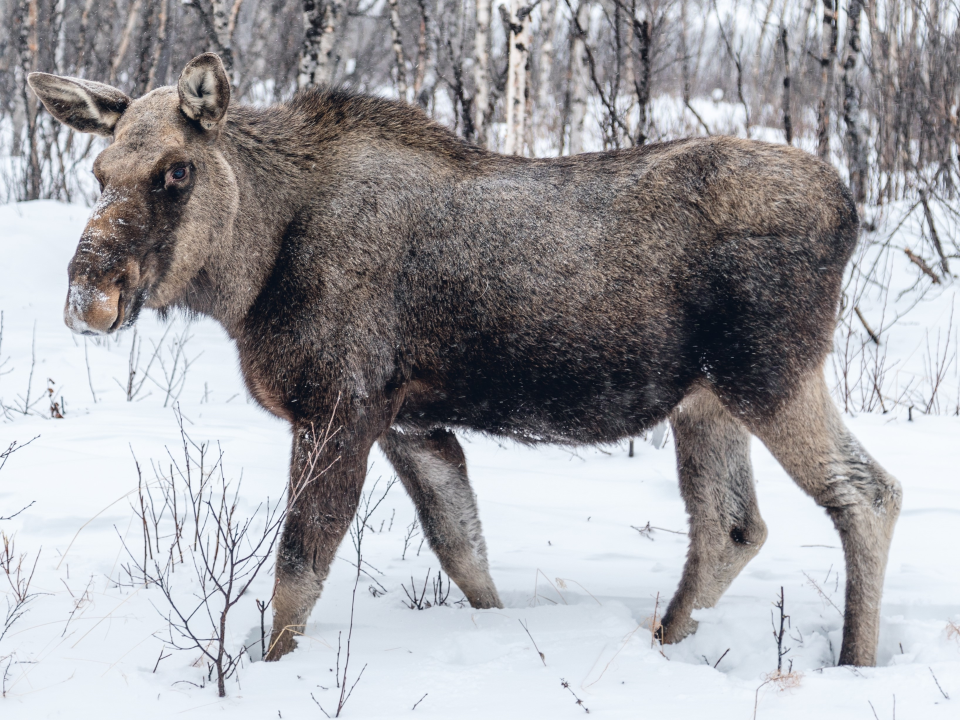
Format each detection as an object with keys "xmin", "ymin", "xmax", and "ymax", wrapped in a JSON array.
[{"xmin": 1, "ymin": 200, "xmax": 958, "ymax": 719}]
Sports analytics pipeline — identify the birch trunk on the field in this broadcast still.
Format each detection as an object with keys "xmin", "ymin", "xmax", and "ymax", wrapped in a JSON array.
[
  {"xmin": 631, "ymin": 1, "xmax": 651, "ymax": 145},
  {"xmin": 537, "ymin": 0, "xmax": 556, "ymax": 114},
  {"xmin": 387, "ymin": 0, "xmax": 408, "ymax": 99},
  {"xmin": 413, "ymin": 0, "xmax": 439, "ymax": 109},
  {"xmin": 133, "ymin": 0, "xmax": 158, "ymax": 95},
  {"xmin": 817, "ymin": 0, "xmax": 839, "ymax": 160},
  {"xmin": 842, "ymin": 0, "xmax": 865, "ymax": 201},
  {"xmin": 505, "ymin": 0, "xmax": 532, "ymax": 155},
  {"xmin": 568, "ymin": 2, "xmax": 590, "ymax": 155},
  {"xmin": 474, "ymin": 0, "xmax": 492, "ymax": 144},
  {"xmin": 299, "ymin": 0, "xmax": 345, "ymax": 89},
  {"xmin": 76, "ymin": 0, "xmax": 96, "ymax": 74},
  {"xmin": 212, "ymin": 0, "xmax": 242, "ymax": 74},
  {"xmin": 110, "ymin": 0, "xmax": 142, "ymax": 85},
  {"xmin": 147, "ymin": 0, "xmax": 172, "ymax": 91},
  {"xmin": 16, "ymin": 0, "xmax": 41, "ymax": 200}
]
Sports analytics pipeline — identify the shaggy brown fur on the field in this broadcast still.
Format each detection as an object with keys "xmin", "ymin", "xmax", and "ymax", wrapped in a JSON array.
[{"xmin": 28, "ymin": 53, "xmax": 900, "ymax": 667}]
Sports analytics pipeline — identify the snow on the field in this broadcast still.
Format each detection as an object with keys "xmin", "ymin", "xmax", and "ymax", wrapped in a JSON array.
[{"xmin": 0, "ymin": 199, "xmax": 958, "ymax": 718}]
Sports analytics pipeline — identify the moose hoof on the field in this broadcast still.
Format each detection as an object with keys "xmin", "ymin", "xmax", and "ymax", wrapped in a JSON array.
[
  {"xmin": 656, "ymin": 614, "xmax": 698, "ymax": 645},
  {"xmin": 466, "ymin": 587, "xmax": 504, "ymax": 610},
  {"xmin": 264, "ymin": 633, "xmax": 299, "ymax": 661}
]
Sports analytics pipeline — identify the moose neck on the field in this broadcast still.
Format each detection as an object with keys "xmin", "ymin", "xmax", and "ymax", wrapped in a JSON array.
[{"xmin": 175, "ymin": 105, "xmax": 317, "ymax": 338}]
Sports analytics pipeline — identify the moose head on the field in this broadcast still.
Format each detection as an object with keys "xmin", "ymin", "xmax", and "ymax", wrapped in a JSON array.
[{"xmin": 28, "ymin": 53, "xmax": 238, "ymax": 335}]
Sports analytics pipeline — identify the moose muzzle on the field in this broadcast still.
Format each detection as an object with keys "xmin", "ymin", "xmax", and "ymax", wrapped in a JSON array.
[
  {"xmin": 64, "ymin": 187, "xmax": 147, "ymax": 335},
  {"xmin": 64, "ymin": 279, "xmax": 124, "ymax": 335}
]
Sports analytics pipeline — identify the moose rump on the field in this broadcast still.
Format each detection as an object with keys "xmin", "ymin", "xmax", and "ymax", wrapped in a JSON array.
[{"xmin": 28, "ymin": 52, "xmax": 901, "ymax": 671}]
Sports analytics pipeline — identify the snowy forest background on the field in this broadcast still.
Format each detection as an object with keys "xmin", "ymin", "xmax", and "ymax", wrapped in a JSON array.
[{"xmin": 0, "ymin": 1, "xmax": 959, "ymax": 718}]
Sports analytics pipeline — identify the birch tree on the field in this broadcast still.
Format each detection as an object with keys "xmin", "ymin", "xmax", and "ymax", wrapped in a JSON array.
[
  {"xmin": 817, "ymin": 0, "xmax": 839, "ymax": 160},
  {"xmin": 537, "ymin": 0, "xmax": 557, "ymax": 135},
  {"xmin": 183, "ymin": 0, "xmax": 243, "ymax": 79},
  {"xmin": 14, "ymin": 0, "xmax": 40, "ymax": 200},
  {"xmin": 568, "ymin": 1, "xmax": 590, "ymax": 155},
  {"xmin": 300, "ymin": 0, "xmax": 346, "ymax": 88},
  {"xmin": 504, "ymin": 0, "xmax": 532, "ymax": 154},
  {"xmin": 212, "ymin": 0, "xmax": 243, "ymax": 75},
  {"xmin": 842, "ymin": 0, "xmax": 864, "ymax": 202},
  {"xmin": 474, "ymin": 0, "xmax": 492, "ymax": 144},
  {"xmin": 388, "ymin": 0, "xmax": 408, "ymax": 99},
  {"xmin": 412, "ymin": 0, "xmax": 439, "ymax": 108}
]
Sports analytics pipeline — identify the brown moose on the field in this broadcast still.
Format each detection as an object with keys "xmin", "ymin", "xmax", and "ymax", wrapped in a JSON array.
[{"xmin": 28, "ymin": 53, "xmax": 901, "ymax": 667}]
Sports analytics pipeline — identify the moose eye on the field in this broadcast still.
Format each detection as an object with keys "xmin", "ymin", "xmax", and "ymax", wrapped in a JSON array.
[{"xmin": 165, "ymin": 164, "xmax": 192, "ymax": 189}]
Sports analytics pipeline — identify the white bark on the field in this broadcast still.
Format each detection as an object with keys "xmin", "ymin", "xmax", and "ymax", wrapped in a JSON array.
[
  {"xmin": 110, "ymin": 0, "xmax": 142, "ymax": 84},
  {"xmin": 504, "ymin": 0, "xmax": 532, "ymax": 155},
  {"xmin": 474, "ymin": 0, "xmax": 492, "ymax": 143},
  {"xmin": 537, "ymin": 0, "xmax": 556, "ymax": 111},
  {"xmin": 387, "ymin": 0, "xmax": 408, "ymax": 99},
  {"xmin": 412, "ymin": 0, "xmax": 439, "ymax": 108},
  {"xmin": 299, "ymin": 0, "xmax": 345, "ymax": 89},
  {"xmin": 212, "ymin": 0, "xmax": 230, "ymax": 46},
  {"xmin": 568, "ymin": 2, "xmax": 590, "ymax": 155},
  {"xmin": 212, "ymin": 0, "xmax": 242, "ymax": 74}
]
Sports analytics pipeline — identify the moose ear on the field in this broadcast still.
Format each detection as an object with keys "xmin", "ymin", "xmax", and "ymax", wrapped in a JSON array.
[
  {"xmin": 27, "ymin": 73, "xmax": 130, "ymax": 136},
  {"xmin": 178, "ymin": 53, "xmax": 231, "ymax": 131}
]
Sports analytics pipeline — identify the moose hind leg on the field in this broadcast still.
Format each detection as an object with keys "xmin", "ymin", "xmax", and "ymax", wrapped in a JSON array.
[
  {"xmin": 746, "ymin": 370, "xmax": 901, "ymax": 666},
  {"xmin": 659, "ymin": 387, "xmax": 768, "ymax": 645},
  {"xmin": 379, "ymin": 428, "xmax": 502, "ymax": 609}
]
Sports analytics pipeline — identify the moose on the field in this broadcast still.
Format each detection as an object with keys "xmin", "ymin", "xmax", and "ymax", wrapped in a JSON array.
[{"xmin": 28, "ymin": 53, "xmax": 901, "ymax": 667}]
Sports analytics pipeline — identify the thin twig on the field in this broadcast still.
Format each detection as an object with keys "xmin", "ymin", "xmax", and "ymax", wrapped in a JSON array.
[
  {"xmin": 519, "ymin": 619, "xmax": 546, "ymax": 665},
  {"xmin": 929, "ymin": 667, "xmax": 950, "ymax": 699}
]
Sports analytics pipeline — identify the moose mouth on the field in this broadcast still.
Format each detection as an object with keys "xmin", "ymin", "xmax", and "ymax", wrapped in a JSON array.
[
  {"xmin": 109, "ymin": 289, "xmax": 126, "ymax": 332},
  {"xmin": 108, "ymin": 286, "xmax": 148, "ymax": 334}
]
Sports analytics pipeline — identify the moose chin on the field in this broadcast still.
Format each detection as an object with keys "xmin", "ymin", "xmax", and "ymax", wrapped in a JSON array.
[{"xmin": 29, "ymin": 52, "xmax": 900, "ymax": 666}]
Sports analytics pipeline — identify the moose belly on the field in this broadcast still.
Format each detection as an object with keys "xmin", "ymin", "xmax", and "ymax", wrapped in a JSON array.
[{"xmin": 397, "ymin": 355, "xmax": 693, "ymax": 445}]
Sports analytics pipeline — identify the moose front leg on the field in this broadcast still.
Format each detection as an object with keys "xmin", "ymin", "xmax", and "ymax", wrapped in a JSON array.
[{"xmin": 265, "ymin": 423, "xmax": 371, "ymax": 661}]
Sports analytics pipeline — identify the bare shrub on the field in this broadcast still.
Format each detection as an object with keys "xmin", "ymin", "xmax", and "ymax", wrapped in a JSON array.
[
  {"xmin": 0, "ymin": 532, "xmax": 40, "ymax": 646},
  {"xmin": 771, "ymin": 586, "xmax": 792, "ymax": 674},
  {"xmin": 6, "ymin": 322, "xmax": 45, "ymax": 418},
  {"xmin": 120, "ymin": 408, "xmax": 286, "ymax": 697},
  {"xmin": 116, "ymin": 326, "xmax": 167, "ymax": 402},
  {"xmin": 752, "ymin": 586, "xmax": 804, "ymax": 718},
  {"xmin": 401, "ymin": 517, "xmax": 421, "ymax": 560},
  {"xmin": 149, "ymin": 323, "xmax": 201, "ymax": 407},
  {"xmin": 0, "ymin": 437, "xmax": 40, "ymax": 698},
  {"xmin": 401, "ymin": 570, "xmax": 432, "ymax": 610},
  {"xmin": 311, "ymin": 476, "xmax": 395, "ymax": 717}
]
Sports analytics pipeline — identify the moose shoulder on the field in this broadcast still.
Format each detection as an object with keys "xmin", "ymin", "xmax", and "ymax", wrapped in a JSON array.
[{"xmin": 29, "ymin": 53, "xmax": 901, "ymax": 668}]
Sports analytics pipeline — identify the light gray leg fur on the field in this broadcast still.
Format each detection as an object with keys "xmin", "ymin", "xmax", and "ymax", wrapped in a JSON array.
[
  {"xmin": 379, "ymin": 428, "xmax": 503, "ymax": 608},
  {"xmin": 659, "ymin": 387, "xmax": 768, "ymax": 644},
  {"xmin": 744, "ymin": 369, "xmax": 901, "ymax": 666}
]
